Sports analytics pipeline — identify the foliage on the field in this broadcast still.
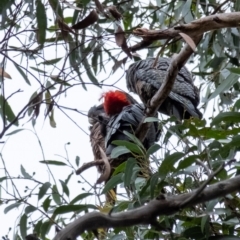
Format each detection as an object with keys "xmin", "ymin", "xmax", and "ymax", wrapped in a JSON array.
[{"xmin": 0, "ymin": 0, "xmax": 240, "ymax": 239}]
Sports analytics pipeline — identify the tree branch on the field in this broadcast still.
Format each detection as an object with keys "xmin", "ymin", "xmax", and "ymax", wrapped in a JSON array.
[
  {"xmin": 130, "ymin": 12, "xmax": 240, "ymax": 52},
  {"xmin": 53, "ymin": 174, "xmax": 240, "ymax": 240},
  {"xmin": 75, "ymin": 160, "xmax": 104, "ymax": 175}
]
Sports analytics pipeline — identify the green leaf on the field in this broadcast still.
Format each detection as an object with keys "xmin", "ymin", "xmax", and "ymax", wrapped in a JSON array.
[
  {"xmin": 209, "ymin": 236, "xmax": 240, "ymax": 240},
  {"xmin": 111, "ymin": 146, "xmax": 131, "ymax": 158},
  {"xmin": 70, "ymin": 193, "xmax": 93, "ymax": 205},
  {"xmin": 102, "ymin": 173, "xmax": 123, "ymax": 194},
  {"xmin": 39, "ymin": 57, "xmax": 62, "ymax": 65},
  {"xmin": 30, "ymin": 66, "xmax": 47, "ymax": 74},
  {"xmin": 183, "ymin": 226, "xmax": 205, "ymax": 239},
  {"xmin": 20, "ymin": 165, "xmax": 32, "ymax": 179},
  {"xmin": 54, "ymin": 204, "xmax": 97, "ymax": 215},
  {"xmin": 112, "ymin": 140, "xmax": 143, "ymax": 155},
  {"xmin": 52, "ymin": 185, "xmax": 61, "ymax": 205},
  {"xmin": 75, "ymin": 156, "xmax": 80, "ymax": 167},
  {"xmin": 123, "ymin": 131, "xmax": 145, "ymax": 149},
  {"xmin": 177, "ymin": 155, "xmax": 197, "ymax": 170},
  {"xmin": 221, "ymin": 135, "xmax": 240, "ymax": 154},
  {"xmin": 81, "ymin": 0, "xmax": 91, "ymax": 7},
  {"xmin": 39, "ymin": 160, "xmax": 67, "ymax": 166},
  {"xmin": 48, "ymin": 0, "xmax": 63, "ymax": 18},
  {"xmin": 64, "ymin": 17, "xmax": 74, "ymax": 25},
  {"xmin": 80, "ymin": 41, "xmax": 99, "ymax": 85},
  {"xmin": 146, "ymin": 144, "xmax": 161, "ymax": 158},
  {"xmin": 40, "ymin": 220, "xmax": 52, "ymax": 239},
  {"xmin": 233, "ymin": 99, "xmax": 240, "ymax": 111},
  {"xmin": 4, "ymin": 202, "xmax": 21, "ymax": 214},
  {"xmin": 0, "ymin": 95, "xmax": 18, "ymax": 126},
  {"xmin": 182, "ymin": 0, "xmax": 191, "ymax": 17},
  {"xmin": 42, "ymin": 196, "xmax": 51, "ymax": 212},
  {"xmin": 36, "ymin": 0, "xmax": 47, "ymax": 45},
  {"xmin": 20, "ymin": 214, "xmax": 27, "ymax": 239},
  {"xmin": 201, "ymin": 215, "xmax": 209, "ymax": 233},
  {"xmin": 92, "ymin": 48, "xmax": 99, "ymax": 75},
  {"xmin": 0, "ymin": 0, "xmax": 13, "ymax": 12},
  {"xmin": 6, "ymin": 129, "xmax": 24, "ymax": 136},
  {"xmin": 50, "ymin": 76, "xmax": 71, "ymax": 86},
  {"xmin": 211, "ymin": 112, "xmax": 240, "ymax": 126},
  {"xmin": 65, "ymin": 172, "xmax": 73, "ymax": 185},
  {"xmin": 227, "ymin": 67, "xmax": 240, "ymax": 75},
  {"xmin": 159, "ymin": 152, "xmax": 185, "ymax": 179},
  {"xmin": 209, "ymin": 72, "xmax": 238, "ymax": 100},
  {"xmin": 110, "ymin": 234, "xmax": 125, "ymax": 240},
  {"xmin": 28, "ymin": 91, "xmax": 38, "ymax": 116},
  {"xmin": 143, "ymin": 117, "xmax": 159, "ymax": 123},
  {"xmin": 25, "ymin": 205, "xmax": 36, "ymax": 215},
  {"xmin": 124, "ymin": 158, "xmax": 137, "ymax": 187},
  {"xmin": 112, "ymin": 201, "xmax": 129, "ymax": 213},
  {"xmin": 38, "ymin": 182, "xmax": 51, "ymax": 200},
  {"xmin": 49, "ymin": 109, "xmax": 57, "ymax": 128},
  {"xmin": 34, "ymin": 220, "xmax": 42, "ymax": 235},
  {"xmin": 0, "ymin": 176, "xmax": 7, "ymax": 182},
  {"xmin": 150, "ymin": 173, "xmax": 159, "ymax": 199},
  {"xmin": 112, "ymin": 161, "xmax": 127, "ymax": 176},
  {"xmin": 13, "ymin": 63, "xmax": 31, "ymax": 85},
  {"xmin": 59, "ymin": 179, "xmax": 69, "ymax": 197}
]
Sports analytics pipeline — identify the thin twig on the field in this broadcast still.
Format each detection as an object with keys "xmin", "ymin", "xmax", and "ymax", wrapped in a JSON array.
[
  {"xmin": 96, "ymin": 146, "xmax": 111, "ymax": 184},
  {"xmin": 76, "ymin": 160, "xmax": 104, "ymax": 175},
  {"xmin": 211, "ymin": 0, "xmax": 229, "ymax": 15},
  {"xmin": 180, "ymin": 159, "xmax": 236, "ymax": 209},
  {"xmin": 196, "ymin": 159, "xmax": 211, "ymax": 176}
]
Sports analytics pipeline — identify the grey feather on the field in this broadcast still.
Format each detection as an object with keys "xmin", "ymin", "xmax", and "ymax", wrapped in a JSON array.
[
  {"xmin": 126, "ymin": 57, "xmax": 202, "ymax": 120},
  {"xmin": 105, "ymin": 104, "xmax": 160, "ymax": 156}
]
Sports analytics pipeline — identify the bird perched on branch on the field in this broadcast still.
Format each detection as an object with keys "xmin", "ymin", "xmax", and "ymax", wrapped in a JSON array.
[
  {"xmin": 101, "ymin": 90, "xmax": 160, "ymax": 178},
  {"xmin": 88, "ymin": 90, "xmax": 160, "ymax": 239},
  {"xmin": 126, "ymin": 57, "xmax": 202, "ymax": 120},
  {"xmin": 88, "ymin": 90, "xmax": 160, "ymax": 201},
  {"xmin": 88, "ymin": 91, "xmax": 138, "ymax": 178},
  {"xmin": 87, "ymin": 91, "xmax": 140, "ymax": 204}
]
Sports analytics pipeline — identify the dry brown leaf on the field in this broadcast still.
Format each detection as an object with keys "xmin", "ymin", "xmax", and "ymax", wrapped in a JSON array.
[
  {"xmin": 57, "ymin": 19, "xmax": 73, "ymax": 41},
  {"xmin": 32, "ymin": 92, "xmax": 43, "ymax": 118},
  {"xmin": 115, "ymin": 25, "xmax": 132, "ymax": 58},
  {"xmin": 112, "ymin": 56, "xmax": 128, "ymax": 73},
  {"xmin": 94, "ymin": 0, "xmax": 105, "ymax": 14},
  {"xmin": 115, "ymin": 25, "xmax": 125, "ymax": 47},
  {"xmin": 0, "ymin": 68, "xmax": 12, "ymax": 79},
  {"xmin": 131, "ymin": 52, "xmax": 141, "ymax": 58},
  {"xmin": 57, "ymin": 19, "xmax": 75, "ymax": 34},
  {"xmin": 72, "ymin": 10, "xmax": 99, "ymax": 30},
  {"xmin": 179, "ymin": 32, "xmax": 196, "ymax": 51},
  {"xmin": 121, "ymin": 42, "xmax": 132, "ymax": 59},
  {"xmin": 107, "ymin": 5, "xmax": 122, "ymax": 21}
]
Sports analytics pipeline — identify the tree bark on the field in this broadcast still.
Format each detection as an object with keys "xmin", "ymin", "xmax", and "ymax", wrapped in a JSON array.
[{"xmin": 53, "ymin": 175, "xmax": 240, "ymax": 240}]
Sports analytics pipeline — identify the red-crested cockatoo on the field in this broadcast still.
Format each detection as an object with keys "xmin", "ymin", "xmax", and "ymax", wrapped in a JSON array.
[{"xmin": 88, "ymin": 90, "xmax": 160, "ymax": 204}]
